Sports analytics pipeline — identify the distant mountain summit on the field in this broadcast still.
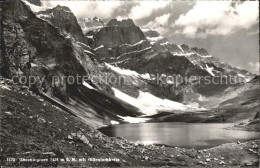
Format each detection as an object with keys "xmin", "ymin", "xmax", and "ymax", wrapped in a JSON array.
[
  {"xmin": 78, "ymin": 17, "xmax": 105, "ymax": 34},
  {"xmin": 107, "ymin": 18, "xmax": 135, "ymax": 27},
  {"xmin": 140, "ymin": 27, "xmax": 255, "ymax": 82},
  {"xmin": 92, "ymin": 19, "xmax": 146, "ymax": 48}
]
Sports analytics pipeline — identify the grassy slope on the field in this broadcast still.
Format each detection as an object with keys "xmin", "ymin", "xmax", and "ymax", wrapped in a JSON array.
[{"xmin": 0, "ymin": 80, "xmax": 259, "ymax": 167}]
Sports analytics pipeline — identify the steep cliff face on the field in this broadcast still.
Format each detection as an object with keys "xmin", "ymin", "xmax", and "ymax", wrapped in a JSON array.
[
  {"xmin": 1, "ymin": 0, "xmax": 94, "ymax": 101},
  {"xmin": 114, "ymin": 50, "xmax": 209, "ymax": 77},
  {"xmin": 90, "ymin": 23, "xmax": 256, "ymax": 103},
  {"xmin": 36, "ymin": 5, "xmax": 87, "ymax": 43},
  {"xmin": 93, "ymin": 19, "xmax": 146, "ymax": 48},
  {"xmin": 1, "ymin": 0, "xmax": 142, "ymax": 127}
]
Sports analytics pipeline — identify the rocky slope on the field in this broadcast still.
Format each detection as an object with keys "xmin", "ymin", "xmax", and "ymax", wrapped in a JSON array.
[
  {"xmin": 141, "ymin": 27, "xmax": 255, "ymax": 83},
  {"xmin": 1, "ymin": 0, "xmax": 141, "ymax": 127},
  {"xmin": 36, "ymin": 5, "xmax": 87, "ymax": 43},
  {"xmin": 1, "ymin": 0, "xmax": 90, "ymax": 100},
  {"xmin": 1, "ymin": 79, "xmax": 258, "ymax": 167}
]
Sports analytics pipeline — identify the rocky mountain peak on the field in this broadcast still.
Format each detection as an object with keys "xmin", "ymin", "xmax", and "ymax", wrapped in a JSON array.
[
  {"xmin": 53, "ymin": 5, "xmax": 72, "ymax": 12},
  {"xmin": 107, "ymin": 18, "xmax": 135, "ymax": 27},
  {"xmin": 78, "ymin": 17, "xmax": 104, "ymax": 34},
  {"xmin": 191, "ymin": 47, "xmax": 209, "ymax": 56},
  {"xmin": 36, "ymin": 5, "xmax": 86, "ymax": 43},
  {"xmin": 92, "ymin": 18, "xmax": 145, "ymax": 47},
  {"xmin": 180, "ymin": 44, "xmax": 192, "ymax": 53},
  {"xmin": 93, "ymin": 16, "xmax": 100, "ymax": 21}
]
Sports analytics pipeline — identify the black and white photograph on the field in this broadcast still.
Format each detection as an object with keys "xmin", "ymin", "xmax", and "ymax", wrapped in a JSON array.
[{"xmin": 0, "ymin": 0, "xmax": 259, "ymax": 167}]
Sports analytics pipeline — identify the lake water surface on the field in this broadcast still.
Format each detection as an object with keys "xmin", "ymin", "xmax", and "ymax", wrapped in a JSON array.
[{"xmin": 99, "ymin": 122, "xmax": 259, "ymax": 149}]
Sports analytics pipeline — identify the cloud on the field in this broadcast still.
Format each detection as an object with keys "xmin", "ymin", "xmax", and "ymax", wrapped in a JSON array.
[
  {"xmin": 41, "ymin": 1, "xmax": 171, "ymax": 24},
  {"xmin": 145, "ymin": 13, "xmax": 171, "ymax": 35},
  {"xmin": 42, "ymin": 1, "xmax": 124, "ymax": 19},
  {"xmin": 172, "ymin": 1, "xmax": 259, "ymax": 38},
  {"xmin": 128, "ymin": 1, "xmax": 170, "ymax": 20},
  {"xmin": 248, "ymin": 62, "xmax": 259, "ymax": 74}
]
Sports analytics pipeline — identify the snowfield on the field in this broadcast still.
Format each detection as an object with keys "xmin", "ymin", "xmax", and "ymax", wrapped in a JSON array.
[
  {"xmin": 83, "ymin": 81, "xmax": 97, "ymax": 90},
  {"xmin": 84, "ymin": 50, "xmax": 95, "ymax": 55},
  {"xmin": 105, "ymin": 63, "xmax": 151, "ymax": 80},
  {"xmin": 82, "ymin": 26, "xmax": 103, "ymax": 34},
  {"xmin": 22, "ymin": 0, "xmax": 51, "ymax": 12},
  {"xmin": 94, "ymin": 45, "xmax": 104, "ymax": 51},
  {"xmin": 146, "ymin": 36, "xmax": 164, "ymax": 42},
  {"xmin": 238, "ymin": 74, "xmax": 251, "ymax": 82},
  {"xmin": 206, "ymin": 64, "xmax": 215, "ymax": 76},
  {"xmin": 117, "ymin": 116, "xmax": 151, "ymax": 123},
  {"xmin": 37, "ymin": 13, "xmax": 53, "ymax": 18},
  {"xmin": 110, "ymin": 120, "xmax": 119, "ymax": 125},
  {"xmin": 112, "ymin": 87, "xmax": 202, "ymax": 115}
]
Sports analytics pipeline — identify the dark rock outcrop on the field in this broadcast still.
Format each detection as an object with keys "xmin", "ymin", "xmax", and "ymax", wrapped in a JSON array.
[
  {"xmin": 1, "ymin": 0, "xmax": 93, "ymax": 101},
  {"xmin": 191, "ymin": 47, "xmax": 208, "ymax": 56},
  {"xmin": 26, "ymin": 0, "xmax": 42, "ymax": 6},
  {"xmin": 93, "ymin": 19, "xmax": 145, "ymax": 48},
  {"xmin": 37, "ymin": 5, "xmax": 87, "ymax": 43}
]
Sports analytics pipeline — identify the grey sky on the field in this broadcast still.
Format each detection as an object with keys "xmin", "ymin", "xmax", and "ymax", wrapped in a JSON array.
[{"xmin": 42, "ymin": 1, "xmax": 259, "ymax": 74}]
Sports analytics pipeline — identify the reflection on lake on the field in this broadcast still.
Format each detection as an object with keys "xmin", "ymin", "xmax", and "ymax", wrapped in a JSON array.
[{"xmin": 99, "ymin": 122, "xmax": 258, "ymax": 149}]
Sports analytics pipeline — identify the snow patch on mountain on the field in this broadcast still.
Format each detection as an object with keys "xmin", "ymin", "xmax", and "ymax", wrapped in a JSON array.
[
  {"xmin": 84, "ymin": 50, "xmax": 95, "ymax": 56},
  {"xmin": 23, "ymin": 0, "xmax": 50, "ymax": 13},
  {"xmin": 140, "ymin": 27, "xmax": 151, "ymax": 32},
  {"xmin": 94, "ymin": 45, "xmax": 104, "ymax": 51},
  {"xmin": 117, "ymin": 116, "xmax": 151, "ymax": 123},
  {"xmin": 160, "ymin": 41, "xmax": 170, "ymax": 45},
  {"xmin": 86, "ymin": 35, "xmax": 94, "ymax": 40},
  {"xmin": 112, "ymin": 87, "xmax": 201, "ymax": 115},
  {"xmin": 206, "ymin": 64, "xmax": 215, "ymax": 76},
  {"xmin": 110, "ymin": 120, "xmax": 119, "ymax": 125},
  {"xmin": 238, "ymin": 74, "xmax": 251, "ymax": 82},
  {"xmin": 37, "ymin": 13, "xmax": 53, "ymax": 19},
  {"xmin": 82, "ymin": 26, "xmax": 103, "ymax": 34},
  {"xmin": 120, "ymin": 40, "xmax": 146, "ymax": 47},
  {"xmin": 83, "ymin": 81, "xmax": 96, "ymax": 90},
  {"xmin": 105, "ymin": 63, "xmax": 151, "ymax": 80},
  {"xmin": 0, "ymin": 84, "xmax": 11, "ymax": 90},
  {"xmin": 77, "ymin": 42, "xmax": 92, "ymax": 49},
  {"xmin": 146, "ymin": 36, "xmax": 164, "ymax": 43}
]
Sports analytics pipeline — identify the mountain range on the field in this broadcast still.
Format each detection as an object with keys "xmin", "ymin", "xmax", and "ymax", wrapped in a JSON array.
[
  {"xmin": 1, "ymin": 0, "xmax": 259, "ymax": 167},
  {"xmin": 2, "ymin": 0, "xmax": 258, "ymax": 120}
]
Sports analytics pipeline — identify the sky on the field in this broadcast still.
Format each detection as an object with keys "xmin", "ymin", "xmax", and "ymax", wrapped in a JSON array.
[{"xmin": 42, "ymin": 0, "xmax": 259, "ymax": 74}]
